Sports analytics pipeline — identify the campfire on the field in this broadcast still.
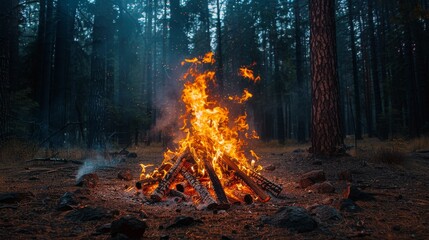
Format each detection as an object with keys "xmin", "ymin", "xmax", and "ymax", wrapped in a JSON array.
[{"xmin": 137, "ymin": 52, "xmax": 282, "ymax": 210}]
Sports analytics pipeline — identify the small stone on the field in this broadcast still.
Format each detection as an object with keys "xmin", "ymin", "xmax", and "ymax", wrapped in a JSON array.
[
  {"xmin": 127, "ymin": 152, "xmax": 138, "ymax": 158},
  {"xmin": 166, "ymin": 216, "xmax": 202, "ymax": 229},
  {"xmin": 265, "ymin": 165, "xmax": 276, "ymax": 171},
  {"xmin": 57, "ymin": 192, "xmax": 78, "ymax": 211},
  {"xmin": 322, "ymin": 197, "xmax": 334, "ymax": 205},
  {"xmin": 0, "ymin": 192, "xmax": 34, "ymax": 204},
  {"xmin": 338, "ymin": 170, "xmax": 353, "ymax": 182},
  {"xmin": 293, "ymin": 149, "xmax": 304, "ymax": 153},
  {"xmin": 118, "ymin": 169, "xmax": 133, "ymax": 181},
  {"xmin": 76, "ymin": 173, "xmax": 99, "ymax": 188},
  {"xmin": 338, "ymin": 199, "xmax": 362, "ymax": 212},
  {"xmin": 160, "ymin": 235, "xmax": 169, "ymax": 240},
  {"xmin": 65, "ymin": 207, "xmax": 111, "ymax": 222},
  {"xmin": 261, "ymin": 206, "xmax": 317, "ymax": 233},
  {"xmin": 244, "ymin": 194, "xmax": 253, "ymax": 205},
  {"xmin": 343, "ymin": 185, "xmax": 375, "ymax": 201},
  {"xmin": 221, "ymin": 236, "xmax": 233, "ymax": 240},
  {"xmin": 313, "ymin": 181, "xmax": 335, "ymax": 194},
  {"xmin": 312, "ymin": 160, "xmax": 323, "ymax": 165},
  {"xmin": 95, "ymin": 223, "xmax": 111, "ymax": 235},
  {"xmin": 111, "ymin": 215, "xmax": 148, "ymax": 239},
  {"xmin": 299, "ymin": 170, "xmax": 326, "ymax": 188},
  {"xmin": 309, "ymin": 205, "xmax": 342, "ymax": 222},
  {"xmin": 392, "ymin": 225, "xmax": 401, "ymax": 231}
]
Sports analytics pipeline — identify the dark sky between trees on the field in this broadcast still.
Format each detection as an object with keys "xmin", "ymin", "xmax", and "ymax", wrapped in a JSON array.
[{"xmin": 0, "ymin": 0, "xmax": 428, "ymax": 153}]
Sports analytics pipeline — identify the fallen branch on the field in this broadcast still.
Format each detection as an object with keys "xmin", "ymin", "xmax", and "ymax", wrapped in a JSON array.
[
  {"xmin": 26, "ymin": 158, "xmax": 82, "ymax": 165},
  {"xmin": 248, "ymin": 170, "xmax": 282, "ymax": 196}
]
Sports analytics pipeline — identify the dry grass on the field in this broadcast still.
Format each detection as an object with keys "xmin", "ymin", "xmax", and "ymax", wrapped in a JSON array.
[
  {"xmin": 372, "ymin": 147, "xmax": 407, "ymax": 165},
  {"xmin": 0, "ymin": 139, "xmax": 38, "ymax": 165}
]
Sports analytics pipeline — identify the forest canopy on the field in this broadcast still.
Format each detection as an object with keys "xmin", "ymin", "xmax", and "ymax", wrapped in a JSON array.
[{"xmin": 0, "ymin": 0, "xmax": 428, "ymax": 151}]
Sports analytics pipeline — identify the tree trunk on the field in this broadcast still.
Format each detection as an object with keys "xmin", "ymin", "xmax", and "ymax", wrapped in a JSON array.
[
  {"xmin": 40, "ymin": 0, "xmax": 54, "ymax": 144},
  {"xmin": 368, "ymin": 0, "xmax": 386, "ymax": 139},
  {"xmin": 216, "ymin": 0, "xmax": 224, "ymax": 94},
  {"xmin": 309, "ymin": 0, "xmax": 344, "ymax": 155},
  {"xmin": 87, "ymin": 0, "xmax": 112, "ymax": 148},
  {"xmin": 294, "ymin": 0, "xmax": 306, "ymax": 143},
  {"xmin": 0, "ymin": 0, "xmax": 12, "ymax": 141},
  {"xmin": 51, "ymin": 0, "xmax": 78, "ymax": 146},
  {"xmin": 347, "ymin": 0, "xmax": 362, "ymax": 140}
]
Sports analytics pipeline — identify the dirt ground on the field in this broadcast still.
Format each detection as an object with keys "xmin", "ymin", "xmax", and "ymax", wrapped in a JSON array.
[{"xmin": 1, "ymin": 138, "xmax": 429, "ymax": 239}]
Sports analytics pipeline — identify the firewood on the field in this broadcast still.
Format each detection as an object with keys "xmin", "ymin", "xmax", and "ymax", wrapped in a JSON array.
[
  {"xmin": 203, "ymin": 159, "xmax": 229, "ymax": 205},
  {"xmin": 221, "ymin": 157, "xmax": 270, "ymax": 202},
  {"xmin": 248, "ymin": 170, "xmax": 282, "ymax": 196},
  {"xmin": 150, "ymin": 149, "xmax": 190, "ymax": 202},
  {"xmin": 180, "ymin": 165, "xmax": 217, "ymax": 209}
]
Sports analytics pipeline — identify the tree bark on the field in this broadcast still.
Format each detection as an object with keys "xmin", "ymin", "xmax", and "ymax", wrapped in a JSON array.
[
  {"xmin": 309, "ymin": 0, "xmax": 344, "ymax": 155},
  {"xmin": 216, "ymin": 0, "xmax": 224, "ymax": 94}
]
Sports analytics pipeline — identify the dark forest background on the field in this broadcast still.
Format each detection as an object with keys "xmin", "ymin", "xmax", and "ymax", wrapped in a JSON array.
[{"xmin": 1, "ymin": 0, "xmax": 428, "ymax": 150}]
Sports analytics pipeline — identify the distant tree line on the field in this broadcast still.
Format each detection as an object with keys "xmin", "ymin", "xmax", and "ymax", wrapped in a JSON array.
[{"xmin": 0, "ymin": 0, "xmax": 428, "ymax": 151}]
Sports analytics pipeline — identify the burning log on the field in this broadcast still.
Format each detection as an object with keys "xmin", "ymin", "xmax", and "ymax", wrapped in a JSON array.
[
  {"xmin": 221, "ymin": 157, "xmax": 270, "ymax": 202},
  {"xmin": 180, "ymin": 166, "xmax": 218, "ymax": 210},
  {"xmin": 248, "ymin": 170, "xmax": 282, "ymax": 196},
  {"xmin": 150, "ymin": 150, "xmax": 189, "ymax": 202},
  {"xmin": 203, "ymin": 159, "xmax": 229, "ymax": 205}
]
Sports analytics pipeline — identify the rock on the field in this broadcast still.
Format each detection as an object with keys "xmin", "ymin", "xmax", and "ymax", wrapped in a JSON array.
[
  {"xmin": 118, "ymin": 169, "xmax": 133, "ymax": 181},
  {"xmin": 299, "ymin": 170, "xmax": 326, "ymax": 188},
  {"xmin": 244, "ymin": 194, "xmax": 253, "ymax": 205},
  {"xmin": 160, "ymin": 235, "xmax": 169, "ymax": 240},
  {"xmin": 312, "ymin": 160, "xmax": 323, "ymax": 165},
  {"xmin": 57, "ymin": 192, "xmax": 78, "ymax": 211},
  {"xmin": 265, "ymin": 165, "xmax": 276, "ymax": 171},
  {"xmin": 313, "ymin": 181, "xmax": 335, "ymax": 194},
  {"xmin": 0, "ymin": 192, "xmax": 34, "ymax": 204},
  {"xmin": 76, "ymin": 173, "xmax": 99, "ymax": 188},
  {"xmin": 293, "ymin": 149, "xmax": 304, "ymax": 153},
  {"xmin": 338, "ymin": 170, "xmax": 353, "ymax": 182},
  {"xmin": 261, "ymin": 206, "xmax": 317, "ymax": 233},
  {"xmin": 166, "ymin": 216, "xmax": 202, "ymax": 229},
  {"xmin": 309, "ymin": 205, "xmax": 342, "ymax": 222},
  {"xmin": 343, "ymin": 185, "xmax": 375, "ymax": 201},
  {"xmin": 338, "ymin": 199, "xmax": 362, "ymax": 212},
  {"xmin": 65, "ymin": 207, "xmax": 111, "ymax": 222},
  {"xmin": 221, "ymin": 236, "xmax": 233, "ymax": 240},
  {"xmin": 111, "ymin": 233, "xmax": 130, "ymax": 240},
  {"xmin": 111, "ymin": 216, "xmax": 148, "ymax": 239},
  {"xmin": 127, "ymin": 152, "xmax": 138, "ymax": 158},
  {"xmin": 95, "ymin": 223, "xmax": 111, "ymax": 235}
]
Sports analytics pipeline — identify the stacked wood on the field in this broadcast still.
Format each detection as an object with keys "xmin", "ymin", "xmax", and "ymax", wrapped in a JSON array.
[
  {"xmin": 150, "ymin": 149, "xmax": 189, "ymax": 202},
  {"xmin": 180, "ymin": 164, "xmax": 218, "ymax": 209},
  {"xmin": 221, "ymin": 157, "xmax": 270, "ymax": 202},
  {"xmin": 142, "ymin": 148, "xmax": 282, "ymax": 209}
]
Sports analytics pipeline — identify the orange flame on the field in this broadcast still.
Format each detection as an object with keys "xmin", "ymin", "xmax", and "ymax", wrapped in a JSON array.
[
  {"xmin": 141, "ymin": 52, "xmax": 262, "ymax": 193},
  {"xmin": 239, "ymin": 67, "xmax": 261, "ymax": 83}
]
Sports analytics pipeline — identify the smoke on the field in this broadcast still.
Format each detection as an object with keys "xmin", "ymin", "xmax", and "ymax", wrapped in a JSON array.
[
  {"xmin": 151, "ymin": 71, "xmax": 186, "ymax": 145},
  {"xmin": 76, "ymin": 156, "xmax": 121, "ymax": 181}
]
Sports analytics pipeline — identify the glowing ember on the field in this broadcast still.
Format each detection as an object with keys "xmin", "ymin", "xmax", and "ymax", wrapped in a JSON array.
[{"xmin": 138, "ymin": 53, "xmax": 281, "ymax": 208}]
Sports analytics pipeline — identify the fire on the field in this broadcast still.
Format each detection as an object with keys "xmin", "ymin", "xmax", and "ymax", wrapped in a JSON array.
[
  {"xmin": 138, "ymin": 52, "xmax": 281, "ymax": 206},
  {"xmin": 239, "ymin": 67, "xmax": 261, "ymax": 83}
]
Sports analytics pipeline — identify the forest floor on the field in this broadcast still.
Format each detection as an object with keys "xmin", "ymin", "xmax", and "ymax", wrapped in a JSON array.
[{"xmin": 1, "ymin": 137, "xmax": 429, "ymax": 239}]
